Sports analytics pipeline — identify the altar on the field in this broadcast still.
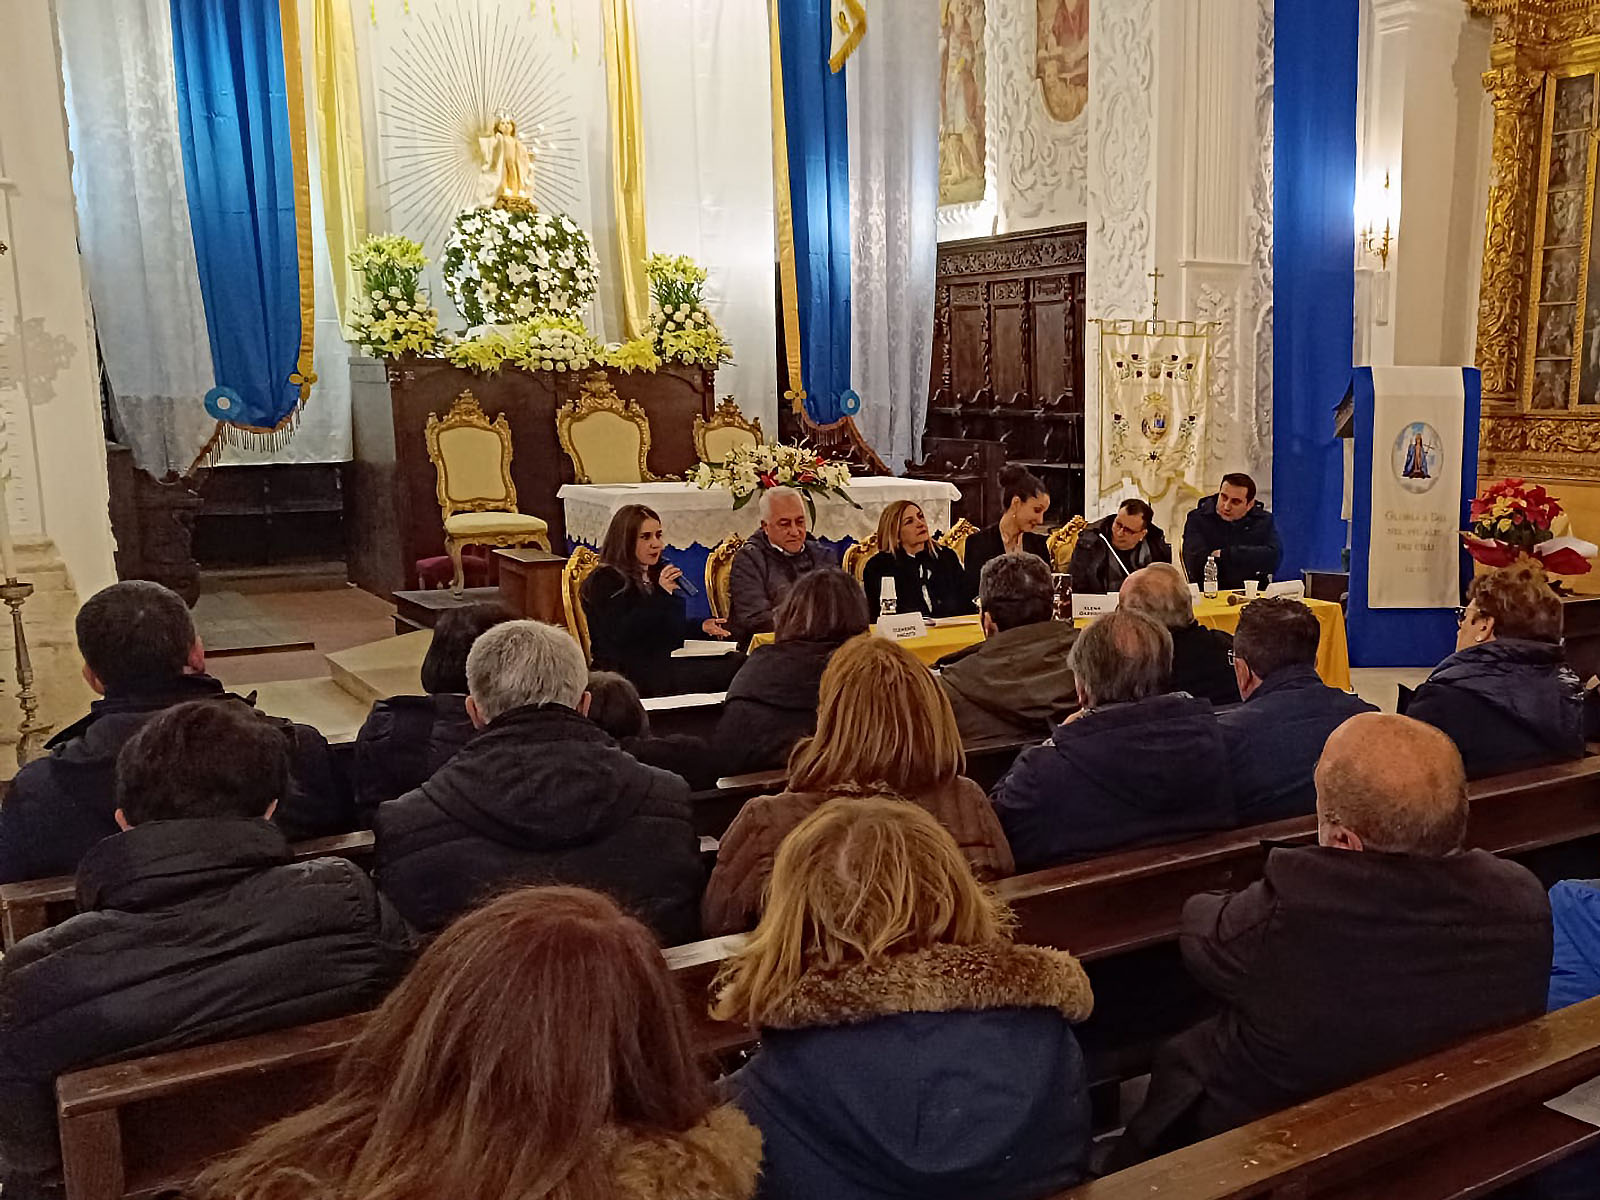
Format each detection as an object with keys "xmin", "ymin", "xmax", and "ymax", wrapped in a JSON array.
[{"xmin": 559, "ymin": 477, "xmax": 962, "ymax": 620}]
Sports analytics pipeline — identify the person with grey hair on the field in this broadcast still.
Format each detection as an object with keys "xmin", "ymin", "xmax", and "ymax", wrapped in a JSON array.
[
  {"xmin": 936, "ymin": 552, "xmax": 1079, "ymax": 741},
  {"xmin": 991, "ymin": 609, "xmax": 1231, "ymax": 871},
  {"xmin": 1119, "ymin": 562, "xmax": 1240, "ymax": 705},
  {"xmin": 727, "ymin": 485, "xmax": 838, "ymax": 644},
  {"xmin": 373, "ymin": 621, "xmax": 702, "ymax": 942}
]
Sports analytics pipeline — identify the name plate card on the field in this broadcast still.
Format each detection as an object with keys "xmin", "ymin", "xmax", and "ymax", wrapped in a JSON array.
[
  {"xmin": 1071, "ymin": 594, "xmax": 1118, "ymax": 619},
  {"xmin": 874, "ymin": 612, "xmax": 928, "ymax": 641}
]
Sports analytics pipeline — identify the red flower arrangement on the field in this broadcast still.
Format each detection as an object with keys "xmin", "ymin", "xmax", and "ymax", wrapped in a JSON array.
[{"xmin": 1462, "ymin": 478, "xmax": 1593, "ymax": 575}]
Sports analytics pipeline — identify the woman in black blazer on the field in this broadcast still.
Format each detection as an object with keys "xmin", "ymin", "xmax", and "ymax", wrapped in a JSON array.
[
  {"xmin": 862, "ymin": 500, "xmax": 973, "ymax": 620},
  {"xmin": 962, "ymin": 465, "xmax": 1053, "ymax": 602},
  {"xmin": 579, "ymin": 503, "xmax": 739, "ymax": 696}
]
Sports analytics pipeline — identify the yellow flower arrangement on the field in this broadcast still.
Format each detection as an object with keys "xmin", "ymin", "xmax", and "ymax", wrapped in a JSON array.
[{"xmin": 601, "ymin": 337, "xmax": 662, "ymax": 373}]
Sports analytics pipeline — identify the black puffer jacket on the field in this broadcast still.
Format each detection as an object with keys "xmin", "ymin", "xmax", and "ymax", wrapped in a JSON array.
[
  {"xmin": 374, "ymin": 704, "xmax": 703, "ymax": 943},
  {"xmin": 353, "ymin": 693, "xmax": 477, "ymax": 821},
  {"xmin": 0, "ymin": 675, "xmax": 354, "ymax": 884},
  {"xmin": 1402, "ymin": 639, "xmax": 1585, "ymax": 779},
  {"xmin": 0, "ymin": 819, "xmax": 412, "ymax": 1199},
  {"xmin": 1066, "ymin": 514, "xmax": 1172, "ymax": 595},
  {"xmin": 1181, "ymin": 497, "xmax": 1283, "ymax": 589},
  {"xmin": 711, "ymin": 639, "xmax": 842, "ymax": 776}
]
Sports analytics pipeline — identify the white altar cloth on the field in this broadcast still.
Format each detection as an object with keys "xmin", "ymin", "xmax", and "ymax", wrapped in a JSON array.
[{"xmin": 558, "ymin": 477, "xmax": 961, "ymax": 550}]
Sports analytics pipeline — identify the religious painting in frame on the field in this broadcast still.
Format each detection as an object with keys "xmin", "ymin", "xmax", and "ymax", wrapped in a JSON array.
[
  {"xmin": 939, "ymin": 0, "xmax": 986, "ymax": 207},
  {"xmin": 1036, "ymin": 0, "xmax": 1089, "ymax": 125}
]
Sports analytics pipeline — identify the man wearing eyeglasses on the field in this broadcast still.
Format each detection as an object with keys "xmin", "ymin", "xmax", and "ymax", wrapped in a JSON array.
[{"xmin": 1066, "ymin": 497, "xmax": 1171, "ymax": 595}]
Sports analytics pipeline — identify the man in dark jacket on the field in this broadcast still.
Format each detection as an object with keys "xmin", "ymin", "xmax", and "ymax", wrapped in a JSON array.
[
  {"xmin": 375, "ymin": 620, "xmax": 703, "ymax": 944},
  {"xmin": 0, "ymin": 581, "xmax": 354, "ymax": 884},
  {"xmin": 939, "ymin": 552, "xmax": 1078, "ymax": 742},
  {"xmin": 1066, "ymin": 499, "xmax": 1172, "ymax": 595},
  {"xmin": 1181, "ymin": 472, "xmax": 1283, "ymax": 589},
  {"xmin": 1120, "ymin": 563, "xmax": 1240, "ymax": 706},
  {"xmin": 1218, "ymin": 597, "xmax": 1376, "ymax": 822},
  {"xmin": 0, "ymin": 700, "xmax": 412, "ymax": 1200},
  {"xmin": 728, "ymin": 487, "xmax": 838, "ymax": 643},
  {"xmin": 1115, "ymin": 713, "xmax": 1552, "ymax": 1165},
  {"xmin": 992, "ymin": 609, "xmax": 1231, "ymax": 871}
]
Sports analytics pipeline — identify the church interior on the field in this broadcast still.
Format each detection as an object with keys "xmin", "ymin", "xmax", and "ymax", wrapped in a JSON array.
[{"xmin": 2, "ymin": 0, "xmax": 1600, "ymax": 1197}]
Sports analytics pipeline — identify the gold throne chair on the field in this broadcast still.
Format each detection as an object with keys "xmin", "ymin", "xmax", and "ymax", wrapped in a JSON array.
[
  {"xmin": 424, "ymin": 390, "xmax": 551, "ymax": 596},
  {"xmin": 693, "ymin": 396, "xmax": 764, "ymax": 463},
  {"xmin": 557, "ymin": 372, "xmax": 676, "ymax": 484},
  {"xmin": 1047, "ymin": 515, "xmax": 1088, "ymax": 572}
]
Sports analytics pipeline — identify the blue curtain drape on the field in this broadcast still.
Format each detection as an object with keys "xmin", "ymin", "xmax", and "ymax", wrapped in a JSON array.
[
  {"xmin": 1271, "ymin": 0, "xmax": 1357, "ymax": 580},
  {"xmin": 777, "ymin": 0, "xmax": 852, "ymax": 426},
  {"xmin": 169, "ymin": 0, "xmax": 306, "ymax": 435}
]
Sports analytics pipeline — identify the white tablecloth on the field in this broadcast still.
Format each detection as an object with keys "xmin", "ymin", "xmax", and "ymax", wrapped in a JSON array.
[{"xmin": 558, "ymin": 477, "xmax": 962, "ymax": 550}]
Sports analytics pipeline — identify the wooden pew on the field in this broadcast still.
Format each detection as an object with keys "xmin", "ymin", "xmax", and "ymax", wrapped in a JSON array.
[
  {"xmin": 1049, "ymin": 995, "xmax": 1600, "ymax": 1200},
  {"xmin": 46, "ymin": 755, "xmax": 1600, "ymax": 1200},
  {"xmin": 0, "ymin": 831, "xmax": 377, "ymax": 949}
]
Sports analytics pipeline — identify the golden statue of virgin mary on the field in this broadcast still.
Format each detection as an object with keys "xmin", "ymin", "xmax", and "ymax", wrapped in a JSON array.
[{"xmin": 479, "ymin": 111, "xmax": 536, "ymax": 209}]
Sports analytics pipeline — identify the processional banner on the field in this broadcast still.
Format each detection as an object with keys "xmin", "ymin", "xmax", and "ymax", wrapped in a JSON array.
[{"xmin": 1097, "ymin": 319, "xmax": 1218, "ymax": 501}]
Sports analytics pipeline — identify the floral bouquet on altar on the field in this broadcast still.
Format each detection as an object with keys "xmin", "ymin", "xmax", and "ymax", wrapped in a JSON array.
[
  {"xmin": 644, "ymin": 253, "xmax": 733, "ymax": 368},
  {"xmin": 348, "ymin": 234, "xmax": 441, "ymax": 357},
  {"xmin": 688, "ymin": 442, "xmax": 856, "ymax": 522},
  {"xmin": 1462, "ymin": 477, "xmax": 1594, "ymax": 576},
  {"xmin": 442, "ymin": 206, "xmax": 599, "ymax": 327},
  {"xmin": 446, "ymin": 314, "xmax": 602, "ymax": 375}
]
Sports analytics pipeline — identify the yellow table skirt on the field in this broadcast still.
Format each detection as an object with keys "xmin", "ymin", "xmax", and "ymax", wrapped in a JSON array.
[{"xmin": 746, "ymin": 596, "xmax": 1353, "ymax": 691}]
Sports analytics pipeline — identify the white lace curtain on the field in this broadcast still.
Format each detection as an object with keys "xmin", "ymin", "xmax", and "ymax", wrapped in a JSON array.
[{"xmin": 846, "ymin": 5, "xmax": 941, "ymax": 473}]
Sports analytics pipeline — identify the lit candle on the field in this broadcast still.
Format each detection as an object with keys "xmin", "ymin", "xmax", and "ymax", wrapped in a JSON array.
[{"xmin": 0, "ymin": 470, "xmax": 17, "ymax": 582}]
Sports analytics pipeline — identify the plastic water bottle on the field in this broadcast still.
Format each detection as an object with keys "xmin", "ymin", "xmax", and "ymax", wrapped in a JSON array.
[
  {"xmin": 1203, "ymin": 553, "xmax": 1219, "ymax": 598},
  {"xmin": 880, "ymin": 577, "xmax": 898, "ymax": 616}
]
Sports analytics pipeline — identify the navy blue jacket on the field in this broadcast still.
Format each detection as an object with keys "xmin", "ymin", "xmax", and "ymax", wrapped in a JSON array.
[
  {"xmin": 1549, "ymin": 879, "xmax": 1600, "ymax": 1012},
  {"xmin": 724, "ymin": 942, "xmax": 1093, "ymax": 1200},
  {"xmin": 992, "ymin": 692, "xmax": 1233, "ymax": 871},
  {"xmin": 1402, "ymin": 639, "xmax": 1585, "ymax": 780},
  {"xmin": 1181, "ymin": 496, "xmax": 1283, "ymax": 589},
  {"xmin": 1218, "ymin": 667, "xmax": 1378, "ymax": 823}
]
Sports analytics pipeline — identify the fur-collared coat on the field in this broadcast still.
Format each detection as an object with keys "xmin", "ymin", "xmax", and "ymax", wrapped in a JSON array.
[
  {"xmin": 609, "ymin": 1104, "xmax": 763, "ymax": 1200},
  {"xmin": 723, "ymin": 941, "xmax": 1094, "ymax": 1200}
]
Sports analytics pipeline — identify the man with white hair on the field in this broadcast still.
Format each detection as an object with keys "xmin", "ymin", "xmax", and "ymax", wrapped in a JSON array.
[
  {"xmin": 728, "ymin": 485, "xmax": 838, "ymax": 643},
  {"xmin": 373, "ymin": 620, "xmax": 702, "ymax": 942},
  {"xmin": 1120, "ymin": 562, "xmax": 1240, "ymax": 705}
]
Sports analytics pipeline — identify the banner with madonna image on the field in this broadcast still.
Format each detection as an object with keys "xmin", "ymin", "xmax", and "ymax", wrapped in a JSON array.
[{"xmin": 1097, "ymin": 320, "xmax": 1219, "ymax": 501}]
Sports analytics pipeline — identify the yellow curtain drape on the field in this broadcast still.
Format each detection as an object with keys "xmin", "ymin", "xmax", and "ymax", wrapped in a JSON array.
[
  {"xmin": 280, "ymin": 0, "xmax": 316, "ymax": 406},
  {"xmin": 768, "ymin": 0, "xmax": 805, "ymax": 406},
  {"xmin": 603, "ymin": 0, "xmax": 649, "ymax": 339},
  {"xmin": 313, "ymin": 0, "xmax": 368, "ymax": 338}
]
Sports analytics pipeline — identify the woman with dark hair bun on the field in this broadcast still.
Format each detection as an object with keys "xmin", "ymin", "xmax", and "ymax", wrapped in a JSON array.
[
  {"xmin": 961, "ymin": 466, "xmax": 1053, "ymax": 603},
  {"xmin": 353, "ymin": 601, "xmax": 514, "ymax": 820}
]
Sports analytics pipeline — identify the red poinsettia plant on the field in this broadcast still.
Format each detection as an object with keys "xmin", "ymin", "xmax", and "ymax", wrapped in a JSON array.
[{"xmin": 1462, "ymin": 478, "xmax": 1594, "ymax": 575}]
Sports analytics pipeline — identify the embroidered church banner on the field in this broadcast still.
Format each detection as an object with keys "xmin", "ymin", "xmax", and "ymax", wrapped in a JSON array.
[
  {"xmin": 1365, "ymin": 366, "xmax": 1467, "ymax": 609},
  {"xmin": 1097, "ymin": 320, "xmax": 1216, "ymax": 501}
]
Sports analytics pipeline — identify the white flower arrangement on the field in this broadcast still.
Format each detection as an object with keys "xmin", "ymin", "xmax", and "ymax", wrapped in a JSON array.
[
  {"xmin": 442, "ymin": 205, "xmax": 599, "ymax": 327},
  {"xmin": 445, "ymin": 315, "xmax": 602, "ymax": 374},
  {"xmin": 688, "ymin": 441, "xmax": 855, "ymax": 520},
  {"xmin": 645, "ymin": 253, "xmax": 733, "ymax": 368},
  {"xmin": 347, "ymin": 234, "xmax": 440, "ymax": 358}
]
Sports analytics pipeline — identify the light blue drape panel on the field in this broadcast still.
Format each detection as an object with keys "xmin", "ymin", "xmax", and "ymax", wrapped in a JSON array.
[
  {"xmin": 1272, "ymin": 0, "xmax": 1358, "ymax": 579},
  {"xmin": 169, "ymin": 0, "xmax": 304, "ymax": 433},
  {"xmin": 777, "ymin": 0, "xmax": 853, "ymax": 426}
]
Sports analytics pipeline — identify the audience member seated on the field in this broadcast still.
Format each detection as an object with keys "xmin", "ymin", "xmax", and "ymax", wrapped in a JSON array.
[
  {"xmin": 1550, "ymin": 875, "xmax": 1600, "ymax": 1012},
  {"xmin": 938, "ymin": 552, "xmax": 1078, "ymax": 742},
  {"xmin": 727, "ymin": 485, "xmax": 838, "ymax": 644},
  {"xmin": 581, "ymin": 503, "xmax": 741, "ymax": 697},
  {"xmin": 1218, "ymin": 597, "xmax": 1376, "ymax": 822},
  {"xmin": 1120, "ymin": 562, "xmax": 1241, "ymax": 706},
  {"xmin": 960, "ymin": 465, "xmax": 1053, "ymax": 602},
  {"xmin": 586, "ymin": 670, "xmax": 718, "ymax": 790},
  {"xmin": 862, "ymin": 500, "xmax": 973, "ymax": 620},
  {"xmin": 1401, "ymin": 563, "xmax": 1585, "ymax": 779},
  {"xmin": 196, "ymin": 887, "xmax": 762, "ymax": 1200},
  {"xmin": 375, "ymin": 621, "xmax": 702, "ymax": 944},
  {"xmin": 992, "ymin": 609, "xmax": 1231, "ymax": 871},
  {"xmin": 716, "ymin": 797, "xmax": 1092, "ymax": 1200},
  {"xmin": 1180, "ymin": 472, "xmax": 1283, "ymax": 589},
  {"xmin": 352, "ymin": 601, "xmax": 513, "ymax": 820},
  {"xmin": 1067, "ymin": 497, "xmax": 1172, "ymax": 595},
  {"xmin": 711, "ymin": 569, "xmax": 869, "ymax": 777},
  {"xmin": 702, "ymin": 634, "xmax": 1012, "ymax": 935},
  {"xmin": 1113, "ymin": 713, "xmax": 1552, "ymax": 1166},
  {"xmin": 0, "ymin": 700, "xmax": 412, "ymax": 1200},
  {"xmin": 0, "ymin": 580, "xmax": 351, "ymax": 884}
]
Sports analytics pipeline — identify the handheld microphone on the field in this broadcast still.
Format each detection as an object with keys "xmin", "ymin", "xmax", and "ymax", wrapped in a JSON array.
[{"xmin": 665, "ymin": 559, "xmax": 700, "ymax": 597}]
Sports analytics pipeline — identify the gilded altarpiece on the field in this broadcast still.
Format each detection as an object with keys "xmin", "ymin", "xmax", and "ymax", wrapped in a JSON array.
[{"xmin": 1473, "ymin": 0, "xmax": 1600, "ymax": 483}]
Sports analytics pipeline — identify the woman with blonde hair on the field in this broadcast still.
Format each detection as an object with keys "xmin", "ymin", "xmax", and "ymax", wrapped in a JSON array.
[
  {"xmin": 715, "ymin": 796, "xmax": 1093, "ymax": 1200},
  {"xmin": 861, "ymin": 499, "xmax": 972, "ymax": 619},
  {"xmin": 195, "ymin": 887, "xmax": 762, "ymax": 1200},
  {"xmin": 701, "ymin": 634, "xmax": 1013, "ymax": 935},
  {"xmin": 1403, "ymin": 561, "xmax": 1584, "ymax": 778}
]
